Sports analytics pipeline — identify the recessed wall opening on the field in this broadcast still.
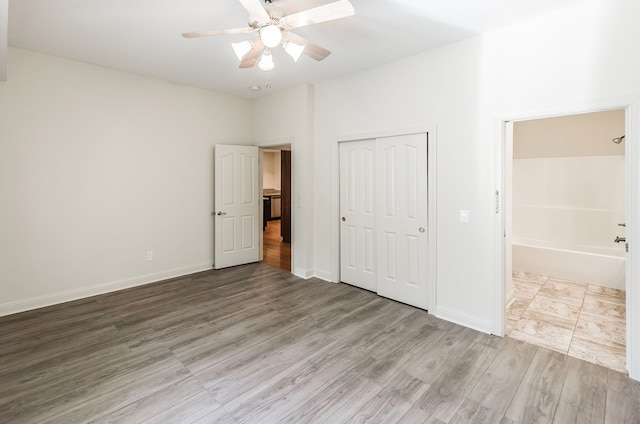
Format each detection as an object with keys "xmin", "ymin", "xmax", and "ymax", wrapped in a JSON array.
[{"xmin": 503, "ymin": 109, "xmax": 627, "ymax": 373}]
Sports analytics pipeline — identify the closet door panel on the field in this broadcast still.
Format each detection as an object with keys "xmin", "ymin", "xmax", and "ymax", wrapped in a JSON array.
[
  {"xmin": 339, "ymin": 140, "xmax": 377, "ymax": 292},
  {"xmin": 376, "ymin": 133, "xmax": 429, "ymax": 309}
]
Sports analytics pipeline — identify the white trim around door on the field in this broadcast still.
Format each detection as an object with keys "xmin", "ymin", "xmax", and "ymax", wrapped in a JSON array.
[
  {"xmin": 332, "ymin": 125, "xmax": 437, "ymax": 313},
  {"xmin": 494, "ymin": 96, "xmax": 640, "ymax": 382}
]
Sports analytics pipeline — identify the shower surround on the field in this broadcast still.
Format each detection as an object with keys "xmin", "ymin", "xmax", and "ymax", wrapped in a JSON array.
[{"xmin": 512, "ymin": 155, "xmax": 625, "ymax": 289}]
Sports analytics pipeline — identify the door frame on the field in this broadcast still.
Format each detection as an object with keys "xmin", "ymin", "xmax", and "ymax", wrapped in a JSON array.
[
  {"xmin": 332, "ymin": 125, "xmax": 437, "ymax": 312},
  {"xmin": 493, "ymin": 96, "xmax": 640, "ymax": 381},
  {"xmin": 259, "ymin": 142, "xmax": 294, "ymax": 270}
]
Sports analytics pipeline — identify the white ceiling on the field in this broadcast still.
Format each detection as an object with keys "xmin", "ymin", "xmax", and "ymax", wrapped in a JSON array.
[{"xmin": 7, "ymin": 0, "xmax": 589, "ymax": 98}]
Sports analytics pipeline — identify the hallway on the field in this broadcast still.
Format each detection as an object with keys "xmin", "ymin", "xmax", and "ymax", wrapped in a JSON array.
[{"xmin": 263, "ymin": 220, "xmax": 291, "ymax": 272}]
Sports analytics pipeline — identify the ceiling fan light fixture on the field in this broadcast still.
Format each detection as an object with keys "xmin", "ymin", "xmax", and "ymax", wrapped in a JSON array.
[
  {"xmin": 231, "ymin": 40, "xmax": 252, "ymax": 60},
  {"xmin": 283, "ymin": 41, "xmax": 305, "ymax": 62},
  {"xmin": 260, "ymin": 25, "xmax": 282, "ymax": 48},
  {"xmin": 183, "ymin": 0, "xmax": 352, "ymax": 69},
  {"xmin": 258, "ymin": 50, "xmax": 275, "ymax": 71}
]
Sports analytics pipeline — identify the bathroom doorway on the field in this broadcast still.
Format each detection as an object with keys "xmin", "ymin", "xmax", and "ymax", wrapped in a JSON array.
[{"xmin": 504, "ymin": 109, "xmax": 628, "ymax": 373}]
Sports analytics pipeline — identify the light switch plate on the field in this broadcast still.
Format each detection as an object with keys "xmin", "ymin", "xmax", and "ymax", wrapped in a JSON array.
[
  {"xmin": 459, "ymin": 210, "xmax": 469, "ymax": 223},
  {"xmin": 296, "ymin": 192, "xmax": 303, "ymax": 209}
]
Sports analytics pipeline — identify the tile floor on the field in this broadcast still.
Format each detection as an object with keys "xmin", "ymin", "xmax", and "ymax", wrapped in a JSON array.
[{"xmin": 506, "ymin": 271, "xmax": 627, "ymax": 374}]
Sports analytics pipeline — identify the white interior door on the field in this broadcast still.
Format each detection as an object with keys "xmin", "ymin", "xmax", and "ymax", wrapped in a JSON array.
[
  {"xmin": 376, "ymin": 133, "xmax": 429, "ymax": 309},
  {"xmin": 339, "ymin": 140, "xmax": 377, "ymax": 291},
  {"xmin": 214, "ymin": 144, "xmax": 260, "ymax": 269}
]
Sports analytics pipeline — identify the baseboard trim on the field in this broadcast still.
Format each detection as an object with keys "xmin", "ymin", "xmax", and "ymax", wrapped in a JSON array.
[
  {"xmin": 312, "ymin": 270, "xmax": 333, "ymax": 282},
  {"xmin": 505, "ymin": 289, "xmax": 515, "ymax": 309},
  {"xmin": 434, "ymin": 305, "xmax": 492, "ymax": 334},
  {"xmin": 293, "ymin": 267, "xmax": 314, "ymax": 280},
  {"xmin": 0, "ymin": 262, "xmax": 213, "ymax": 317}
]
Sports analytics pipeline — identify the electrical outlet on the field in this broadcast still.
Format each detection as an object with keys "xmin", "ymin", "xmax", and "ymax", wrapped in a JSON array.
[{"xmin": 146, "ymin": 251, "xmax": 153, "ymax": 261}]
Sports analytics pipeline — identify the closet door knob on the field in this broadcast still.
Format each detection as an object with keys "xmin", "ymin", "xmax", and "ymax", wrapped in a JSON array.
[
  {"xmin": 341, "ymin": 217, "xmax": 346, "ymax": 222},
  {"xmin": 419, "ymin": 227, "xmax": 426, "ymax": 233}
]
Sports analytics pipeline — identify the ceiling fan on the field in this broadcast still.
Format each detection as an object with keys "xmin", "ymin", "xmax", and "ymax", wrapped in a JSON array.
[{"xmin": 182, "ymin": 0, "xmax": 355, "ymax": 71}]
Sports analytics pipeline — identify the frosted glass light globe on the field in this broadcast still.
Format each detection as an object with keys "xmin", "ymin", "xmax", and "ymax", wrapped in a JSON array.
[
  {"xmin": 260, "ymin": 25, "xmax": 282, "ymax": 48},
  {"xmin": 258, "ymin": 50, "xmax": 275, "ymax": 71}
]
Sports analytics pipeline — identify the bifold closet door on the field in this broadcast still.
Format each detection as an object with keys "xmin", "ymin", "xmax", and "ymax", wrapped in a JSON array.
[
  {"xmin": 339, "ymin": 134, "xmax": 429, "ymax": 309},
  {"xmin": 375, "ymin": 133, "xmax": 428, "ymax": 309},
  {"xmin": 339, "ymin": 140, "xmax": 377, "ymax": 292}
]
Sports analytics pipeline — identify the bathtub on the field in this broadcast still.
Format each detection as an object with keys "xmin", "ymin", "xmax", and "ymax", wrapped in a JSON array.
[{"xmin": 512, "ymin": 238, "xmax": 626, "ymax": 290}]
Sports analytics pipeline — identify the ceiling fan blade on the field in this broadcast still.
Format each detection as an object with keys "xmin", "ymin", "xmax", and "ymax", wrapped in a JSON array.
[
  {"xmin": 239, "ymin": 39, "xmax": 265, "ymax": 68},
  {"xmin": 237, "ymin": 0, "xmax": 271, "ymax": 24},
  {"xmin": 280, "ymin": 0, "xmax": 355, "ymax": 30},
  {"xmin": 283, "ymin": 32, "xmax": 331, "ymax": 61},
  {"xmin": 182, "ymin": 27, "xmax": 254, "ymax": 38}
]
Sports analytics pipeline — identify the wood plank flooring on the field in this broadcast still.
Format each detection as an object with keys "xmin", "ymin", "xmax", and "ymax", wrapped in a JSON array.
[
  {"xmin": 262, "ymin": 220, "xmax": 291, "ymax": 272},
  {"xmin": 1, "ymin": 263, "xmax": 639, "ymax": 423}
]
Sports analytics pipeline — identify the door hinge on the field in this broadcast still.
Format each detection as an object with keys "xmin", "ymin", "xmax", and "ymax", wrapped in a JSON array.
[{"xmin": 495, "ymin": 190, "xmax": 500, "ymax": 214}]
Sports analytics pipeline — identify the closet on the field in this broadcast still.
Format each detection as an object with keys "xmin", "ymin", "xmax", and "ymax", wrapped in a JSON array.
[{"xmin": 339, "ymin": 133, "xmax": 429, "ymax": 309}]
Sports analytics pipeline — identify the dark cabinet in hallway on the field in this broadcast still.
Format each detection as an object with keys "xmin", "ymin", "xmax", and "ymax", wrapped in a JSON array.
[{"xmin": 281, "ymin": 150, "xmax": 291, "ymax": 243}]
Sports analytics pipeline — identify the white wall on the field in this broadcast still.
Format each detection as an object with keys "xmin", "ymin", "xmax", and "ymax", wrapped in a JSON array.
[
  {"xmin": 306, "ymin": 0, "xmax": 640, "ymax": 332},
  {"xmin": 0, "ymin": 48, "xmax": 253, "ymax": 315},
  {"xmin": 262, "ymin": 151, "xmax": 281, "ymax": 190},
  {"xmin": 4, "ymin": 0, "xmax": 640, "ymax": 374},
  {"xmin": 313, "ymin": 38, "xmax": 496, "ymax": 330},
  {"xmin": 252, "ymin": 84, "xmax": 315, "ymax": 278}
]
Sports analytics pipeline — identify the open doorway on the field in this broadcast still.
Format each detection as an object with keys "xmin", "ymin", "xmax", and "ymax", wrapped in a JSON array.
[
  {"xmin": 503, "ymin": 110, "xmax": 627, "ymax": 373},
  {"xmin": 262, "ymin": 146, "xmax": 292, "ymax": 271}
]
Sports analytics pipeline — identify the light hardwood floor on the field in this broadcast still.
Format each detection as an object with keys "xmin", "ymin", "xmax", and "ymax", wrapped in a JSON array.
[
  {"xmin": 262, "ymin": 220, "xmax": 291, "ymax": 272},
  {"xmin": 1, "ymin": 263, "xmax": 639, "ymax": 423}
]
